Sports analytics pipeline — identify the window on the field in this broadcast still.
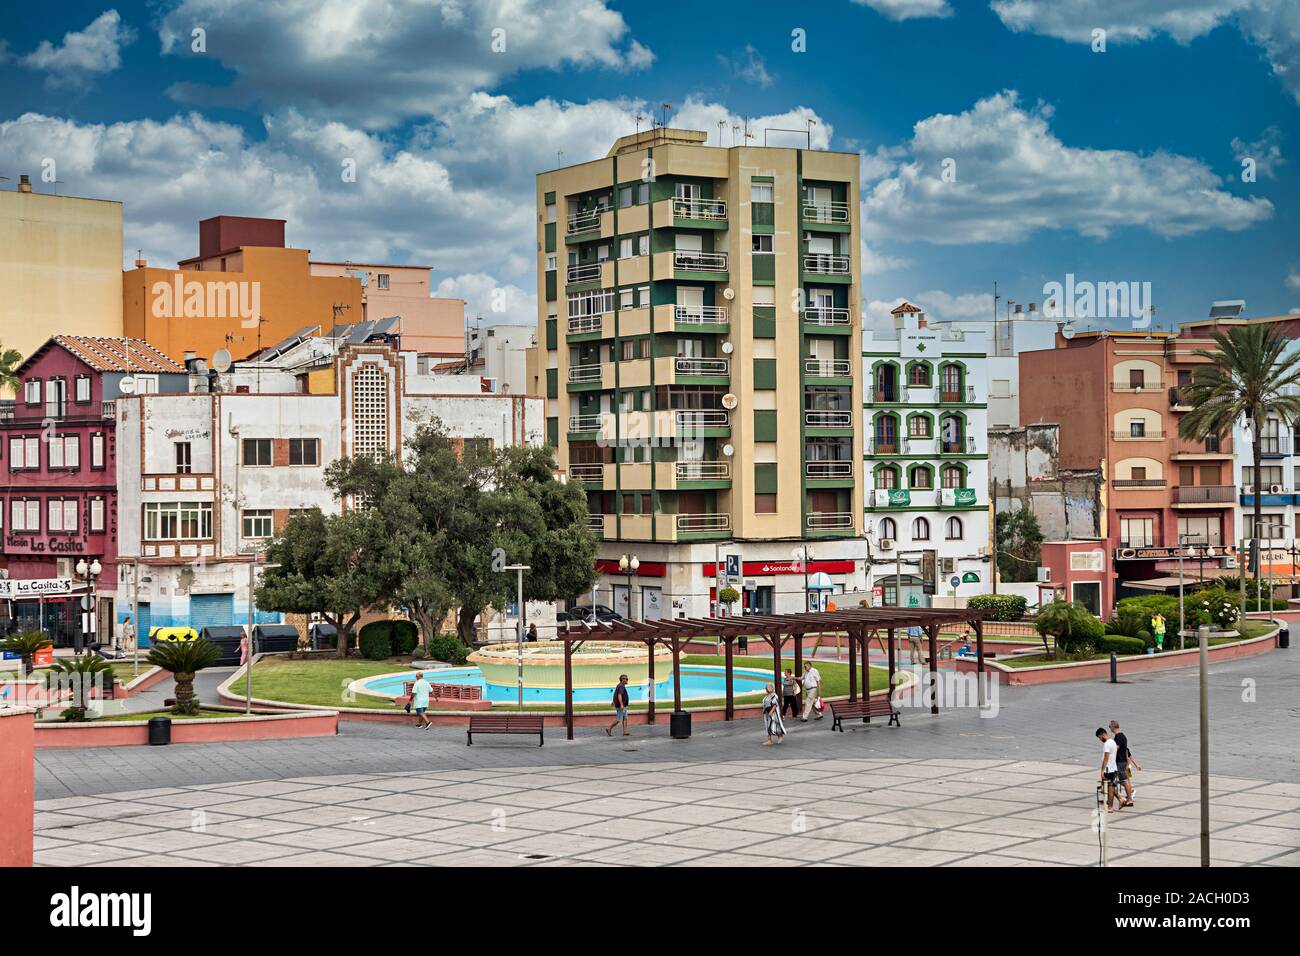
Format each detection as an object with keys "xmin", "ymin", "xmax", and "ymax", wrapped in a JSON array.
[
  {"xmin": 878, "ymin": 517, "xmax": 897, "ymax": 540},
  {"xmin": 751, "ymin": 183, "xmax": 773, "ymax": 202},
  {"xmin": 377, "ymin": 273, "xmax": 390, "ymax": 290},
  {"xmin": 1129, "ymin": 419, "xmax": 1146, "ymax": 438},
  {"xmin": 242, "ymin": 438, "xmax": 272, "ymax": 466},
  {"xmin": 755, "ymin": 493, "xmax": 777, "ymax": 514},
  {"xmin": 89, "ymin": 497, "xmax": 105, "ymax": 533},
  {"xmin": 875, "ymin": 466, "xmax": 899, "ymax": 490},
  {"xmin": 619, "ymin": 289, "xmax": 635, "ymax": 310},
  {"xmin": 619, "ymin": 185, "xmax": 634, "ymax": 208},
  {"xmin": 946, "ymin": 516, "xmax": 963, "ymax": 540},
  {"xmin": 242, "ymin": 509, "xmax": 274, "ymax": 539},
  {"xmin": 90, "ymin": 433, "xmax": 105, "ymax": 470},
  {"xmin": 23, "ymin": 380, "xmax": 40, "ymax": 405},
  {"xmin": 45, "ymin": 378, "xmax": 66, "ymax": 418},
  {"xmin": 908, "ymin": 465, "xmax": 932, "ymax": 489},
  {"xmin": 133, "ymin": 375, "xmax": 158, "ymax": 394},
  {"xmin": 1204, "ymin": 434, "xmax": 1220, "ymax": 453},
  {"xmin": 751, "ymin": 235, "xmax": 773, "ymax": 253},
  {"xmin": 1119, "ymin": 517, "xmax": 1154, "ymax": 548},
  {"xmin": 47, "ymin": 435, "xmax": 78, "ymax": 469},
  {"xmin": 907, "ymin": 416, "xmax": 931, "ymax": 438},
  {"xmin": 75, "ymin": 376, "xmax": 91, "ymax": 403},
  {"xmin": 1130, "ymin": 466, "xmax": 1147, "ymax": 480},
  {"xmin": 908, "ymin": 364, "xmax": 931, "ymax": 387},
  {"xmin": 546, "ymin": 202, "xmax": 556, "ymax": 223},
  {"xmin": 941, "ymin": 465, "xmax": 963, "ymax": 489},
  {"xmin": 175, "ymin": 442, "xmax": 192, "ymax": 474},
  {"xmin": 622, "ymin": 494, "xmax": 635, "ymax": 514},
  {"xmin": 9, "ymin": 436, "xmax": 39, "ymax": 470},
  {"xmin": 1177, "ymin": 515, "xmax": 1222, "ymax": 547},
  {"xmin": 912, "ymin": 517, "xmax": 931, "ymax": 540},
  {"xmin": 1129, "ymin": 368, "xmax": 1145, "ymax": 389},
  {"xmin": 11, "ymin": 499, "xmax": 40, "ymax": 532},
  {"xmin": 48, "ymin": 499, "xmax": 77, "ymax": 533},
  {"xmin": 144, "ymin": 502, "xmax": 213, "ymax": 541},
  {"xmin": 1256, "ymin": 514, "xmax": 1286, "ymax": 540},
  {"xmin": 289, "ymin": 438, "xmax": 319, "ymax": 466},
  {"xmin": 545, "ymin": 254, "xmax": 557, "ymax": 272}
]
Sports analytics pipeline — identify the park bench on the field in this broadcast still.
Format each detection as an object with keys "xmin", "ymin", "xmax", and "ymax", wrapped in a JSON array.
[
  {"xmin": 401, "ymin": 681, "xmax": 483, "ymax": 703},
  {"xmin": 466, "ymin": 714, "xmax": 544, "ymax": 747},
  {"xmin": 828, "ymin": 696, "xmax": 899, "ymax": 732}
]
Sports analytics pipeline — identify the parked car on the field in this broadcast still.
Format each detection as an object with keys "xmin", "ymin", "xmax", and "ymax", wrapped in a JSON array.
[{"xmin": 567, "ymin": 604, "xmax": 623, "ymax": 622}]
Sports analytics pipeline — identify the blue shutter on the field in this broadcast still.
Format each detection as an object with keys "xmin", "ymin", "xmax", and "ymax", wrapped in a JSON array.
[{"xmin": 188, "ymin": 593, "xmax": 235, "ymax": 628}]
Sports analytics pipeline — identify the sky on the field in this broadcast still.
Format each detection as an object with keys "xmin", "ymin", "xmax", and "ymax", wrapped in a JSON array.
[{"xmin": 1, "ymin": 0, "xmax": 1297, "ymax": 332}]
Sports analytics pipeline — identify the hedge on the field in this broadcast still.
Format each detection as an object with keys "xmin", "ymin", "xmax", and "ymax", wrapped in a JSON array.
[
  {"xmin": 427, "ymin": 635, "xmax": 469, "ymax": 665},
  {"xmin": 966, "ymin": 594, "xmax": 1028, "ymax": 621},
  {"xmin": 357, "ymin": 619, "xmax": 420, "ymax": 660},
  {"xmin": 1099, "ymin": 635, "xmax": 1146, "ymax": 655}
]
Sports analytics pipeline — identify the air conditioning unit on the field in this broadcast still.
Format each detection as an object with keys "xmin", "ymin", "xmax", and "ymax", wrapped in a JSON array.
[
  {"xmin": 1037, "ymin": 567, "xmax": 1050, "ymax": 583},
  {"xmin": 1244, "ymin": 484, "xmax": 1256, "ymax": 494},
  {"xmin": 940, "ymin": 557, "xmax": 957, "ymax": 575},
  {"xmin": 879, "ymin": 538, "xmax": 895, "ymax": 551},
  {"xmin": 1269, "ymin": 484, "xmax": 1284, "ymax": 494}
]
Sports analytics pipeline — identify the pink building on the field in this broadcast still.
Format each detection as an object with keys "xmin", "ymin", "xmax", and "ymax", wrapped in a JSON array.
[{"xmin": 1, "ymin": 336, "xmax": 187, "ymax": 647}]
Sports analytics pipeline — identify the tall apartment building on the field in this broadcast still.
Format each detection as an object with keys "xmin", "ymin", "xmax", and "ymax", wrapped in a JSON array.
[
  {"xmin": 863, "ymin": 303, "xmax": 992, "ymax": 607},
  {"xmin": 536, "ymin": 128, "xmax": 862, "ymax": 618}
]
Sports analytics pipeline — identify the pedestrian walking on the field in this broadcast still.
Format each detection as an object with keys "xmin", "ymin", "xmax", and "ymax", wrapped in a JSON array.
[
  {"xmin": 410, "ymin": 671, "xmax": 433, "ymax": 729},
  {"xmin": 1109, "ymin": 719, "xmax": 1142, "ymax": 807},
  {"xmin": 116, "ymin": 615, "xmax": 134, "ymax": 657},
  {"xmin": 799, "ymin": 661, "xmax": 823, "ymax": 721},
  {"xmin": 780, "ymin": 668, "xmax": 799, "ymax": 719},
  {"xmin": 605, "ymin": 674, "xmax": 631, "ymax": 737},
  {"xmin": 762, "ymin": 682, "xmax": 786, "ymax": 746},
  {"xmin": 906, "ymin": 624, "xmax": 925, "ymax": 664},
  {"xmin": 1096, "ymin": 727, "xmax": 1123, "ymax": 812}
]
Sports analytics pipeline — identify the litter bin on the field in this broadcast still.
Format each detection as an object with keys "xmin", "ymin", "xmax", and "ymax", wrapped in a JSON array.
[
  {"xmin": 1280, "ymin": 625, "xmax": 1290, "ymax": 650},
  {"xmin": 148, "ymin": 716, "xmax": 172, "ymax": 746},
  {"xmin": 670, "ymin": 710, "xmax": 692, "ymax": 739}
]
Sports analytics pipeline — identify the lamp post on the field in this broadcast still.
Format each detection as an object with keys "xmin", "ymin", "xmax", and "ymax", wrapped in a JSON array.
[
  {"xmin": 618, "ymin": 554, "xmax": 639, "ymax": 621},
  {"xmin": 74, "ymin": 558, "xmax": 103, "ymax": 654},
  {"xmin": 503, "ymin": 563, "xmax": 530, "ymax": 710},
  {"xmin": 1176, "ymin": 534, "xmax": 1202, "ymax": 651},
  {"xmin": 793, "ymin": 545, "xmax": 813, "ymax": 612}
]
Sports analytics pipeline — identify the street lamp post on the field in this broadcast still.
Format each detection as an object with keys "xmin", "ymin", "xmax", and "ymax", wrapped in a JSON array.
[
  {"xmin": 74, "ymin": 558, "xmax": 102, "ymax": 655},
  {"xmin": 792, "ymin": 546, "xmax": 813, "ymax": 612},
  {"xmin": 1198, "ymin": 623, "xmax": 1211, "ymax": 866},
  {"xmin": 503, "ymin": 564, "xmax": 531, "ymax": 710},
  {"xmin": 619, "ymin": 554, "xmax": 639, "ymax": 621}
]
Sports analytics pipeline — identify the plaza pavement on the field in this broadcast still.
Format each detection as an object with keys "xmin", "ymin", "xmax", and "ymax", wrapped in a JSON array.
[{"xmin": 30, "ymin": 642, "xmax": 1299, "ymax": 867}]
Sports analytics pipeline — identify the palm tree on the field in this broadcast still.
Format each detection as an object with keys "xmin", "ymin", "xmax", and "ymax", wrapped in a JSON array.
[
  {"xmin": 0, "ymin": 344, "xmax": 22, "ymax": 394},
  {"xmin": 0, "ymin": 631, "xmax": 52, "ymax": 676},
  {"xmin": 44, "ymin": 654, "xmax": 114, "ymax": 719},
  {"xmin": 1178, "ymin": 324, "xmax": 1300, "ymax": 603},
  {"xmin": 146, "ymin": 638, "xmax": 222, "ymax": 715}
]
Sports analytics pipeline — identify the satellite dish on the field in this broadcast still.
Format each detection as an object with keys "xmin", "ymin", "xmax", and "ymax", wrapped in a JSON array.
[
  {"xmin": 721, "ymin": 393, "xmax": 738, "ymax": 410},
  {"xmin": 1060, "ymin": 323, "xmax": 1076, "ymax": 341},
  {"xmin": 212, "ymin": 348, "xmax": 233, "ymax": 372},
  {"xmin": 119, "ymin": 376, "xmax": 136, "ymax": 394},
  {"xmin": 722, "ymin": 287, "xmax": 735, "ymax": 300},
  {"xmin": 721, "ymin": 341, "xmax": 734, "ymax": 354},
  {"xmin": 722, "ymin": 443, "xmax": 735, "ymax": 457}
]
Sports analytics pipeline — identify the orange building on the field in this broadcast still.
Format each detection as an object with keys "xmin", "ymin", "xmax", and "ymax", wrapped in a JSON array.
[
  {"xmin": 122, "ymin": 216, "xmax": 362, "ymax": 363},
  {"xmin": 1021, "ymin": 329, "xmax": 1237, "ymax": 612}
]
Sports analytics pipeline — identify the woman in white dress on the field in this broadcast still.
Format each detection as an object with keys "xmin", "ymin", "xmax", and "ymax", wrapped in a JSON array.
[{"xmin": 762, "ymin": 682, "xmax": 786, "ymax": 746}]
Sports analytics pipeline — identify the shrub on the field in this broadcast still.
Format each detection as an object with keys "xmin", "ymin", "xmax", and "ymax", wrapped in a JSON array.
[
  {"xmin": 966, "ymin": 594, "xmax": 1028, "ymax": 621},
  {"xmin": 1183, "ymin": 588, "xmax": 1240, "ymax": 631},
  {"xmin": 1035, "ymin": 600, "xmax": 1104, "ymax": 655},
  {"xmin": 358, "ymin": 625, "xmax": 394, "ymax": 661},
  {"xmin": 427, "ymin": 634, "xmax": 469, "ymax": 665},
  {"xmin": 1100, "ymin": 635, "xmax": 1146, "ymax": 656},
  {"xmin": 1114, "ymin": 594, "xmax": 1179, "ymax": 635},
  {"xmin": 718, "ymin": 586, "xmax": 741, "ymax": 605},
  {"xmin": 1135, "ymin": 630, "xmax": 1153, "ymax": 648}
]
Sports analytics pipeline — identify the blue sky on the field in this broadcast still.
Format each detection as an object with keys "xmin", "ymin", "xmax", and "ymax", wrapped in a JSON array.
[{"xmin": 1, "ymin": 0, "xmax": 1296, "ymax": 329}]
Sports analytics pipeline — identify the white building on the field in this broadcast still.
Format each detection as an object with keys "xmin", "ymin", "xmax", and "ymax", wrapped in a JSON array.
[
  {"xmin": 945, "ymin": 303, "xmax": 1059, "ymax": 429},
  {"xmin": 114, "ymin": 340, "xmax": 544, "ymax": 632},
  {"xmin": 862, "ymin": 302, "xmax": 993, "ymax": 606}
]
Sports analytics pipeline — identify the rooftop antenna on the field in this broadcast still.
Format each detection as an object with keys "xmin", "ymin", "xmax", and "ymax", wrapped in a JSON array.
[
  {"xmin": 717, "ymin": 119, "xmax": 726, "ymax": 146},
  {"xmin": 660, "ymin": 101, "xmax": 672, "ymax": 130},
  {"xmin": 556, "ymin": 149, "xmax": 564, "ymax": 169},
  {"xmin": 635, "ymin": 112, "xmax": 645, "ymax": 138}
]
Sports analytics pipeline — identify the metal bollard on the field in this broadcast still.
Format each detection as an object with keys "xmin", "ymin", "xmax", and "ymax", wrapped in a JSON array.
[{"xmin": 1109, "ymin": 651, "xmax": 1117, "ymax": 683}]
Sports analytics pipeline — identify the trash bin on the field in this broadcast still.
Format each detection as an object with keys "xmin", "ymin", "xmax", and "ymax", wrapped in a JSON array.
[
  {"xmin": 148, "ymin": 716, "xmax": 172, "ymax": 746},
  {"xmin": 1280, "ymin": 625, "xmax": 1290, "ymax": 650},
  {"xmin": 670, "ymin": 710, "xmax": 692, "ymax": 739}
]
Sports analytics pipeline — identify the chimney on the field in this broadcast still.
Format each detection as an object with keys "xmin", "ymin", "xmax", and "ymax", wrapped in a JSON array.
[
  {"xmin": 17, "ymin": 175, "xmax": 32, "ymax": 194},
  {"xmin": 917, "ymin": 314, "xmax": 928, "ymax": 329}
]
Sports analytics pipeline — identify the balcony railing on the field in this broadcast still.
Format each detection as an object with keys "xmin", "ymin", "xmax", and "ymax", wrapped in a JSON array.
[
  {"xmin": 803, "ymin": 200, "xmax": 851, "ymax": 224},
  {"xmin": 674, "ymin": 250, "xmax": 728, "ymax": 273},
  {"xmin": 587, "ymin": 514, "xmax": 606, "ymax": 532},
  {"xmin": 673, "ymin": 197, "xmax": 727, "ymax": 221},
  {"xmin": 102, "ymin": 401, "xmax": 115, "ymax": 419},
  {"xmin": 567, "ymin": 364, "xmax": 603, "ymax": 383},
  {"xmin": 675, "ymin": 461, "xmax": 730, "ymax": 480},
  {"xmin": 801, "ymin": 306, "xmax": 851, "ymax": 326},
  {"xmin": 805, "ymin": 358, "xmax": 851, "ymax": 377},
  {"xmin": 806, "ymin": 461, "xmax": 853, "ymax": 479},
  {"xmin": 940, "ymin": 436, "xmax": 976, "ymax": 454},
  {"xmin": 569, "ymin": 463, "xmax": 604, "ymax": 481},
  {"xmin": 1258, "ymin": 437, "xmax": 1292, "ymax": 456},
  {"xmin": 807, "ymin": 512, "xmax": 854, "ymax": 530},
  {"xmin": 940, "ymin": 385, "xmax": 977, "ymax": 403},
  {"xmin": 1112, "ymin": 479, "xmax": 1167, "ymax": 488},
  {"xmin": 675, "ymin": 410, "xmax": 729, "ymax": 429},
  {"xmin": 806, "ymin": 410, "xmax": 852, "ymax": 428},
  {"xmin": 567, "ymin": 209, "xmax": 602, "ymax": 234},
  {"xmin": 674, "ymin": 304, "xmax": 728, "ymax": 325},
  {"xmin": 1113, "ymin": 430, "xmax": 1164, "ymax": 440},
  {"xmin": 873, "ymin": 389, "xmax": 900, "ymax": 403},
  {"xmin": 871, "ymin": 438, "xmax": 900, "ymax": 455},
  {"xmin": 676, "ymin": 513, "xmax": 731, "ymax": 533},
  {"xmin": 675, "ymin": 357, "xmax": 729, "ymax": 376},
  {"xmin": 803, "ymin": 253, "xmax": 851, "ymax": 275},
  {"xmin": 568, "ymin": 414, "xmax": 604, "ymax": 432},
  {"xmin": 567, "ymin": 314, "xmax": 603, "ymax": 335},
  {"xmin": 1174, "ymin": 485, "xmax": 1236, "ymax": 504},
  {"xmin": 566, "ymin": 262, "xmax": 603, "ymax": 283}
]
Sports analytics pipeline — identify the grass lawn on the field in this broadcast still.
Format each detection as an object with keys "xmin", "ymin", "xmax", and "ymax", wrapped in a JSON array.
[
  {"xmin": 107, "ymin": 661, "xmax": 154, "ymax": 684},
  {"xmin": 234, "ymin": 653, "xmax": 889, "ymax": 713},
  {"xmin": 97, "ymin": 708, "xmax": 254, "ymax": 722}
]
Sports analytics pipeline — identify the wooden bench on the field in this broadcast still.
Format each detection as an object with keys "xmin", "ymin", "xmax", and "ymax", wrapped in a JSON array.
[
  {"xmin": 466, "ymin": 714, "xmax": 544, "ymax": 747},
  {"xmin": 402, "ymin": 681, "xmax": 484, "ymax": 704},
  {"xmin": 829, "ymin": 696, "xmax": 899, "ymax": 732}
]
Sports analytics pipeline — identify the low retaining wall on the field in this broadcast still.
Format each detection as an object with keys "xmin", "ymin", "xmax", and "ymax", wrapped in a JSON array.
[
  {"xmin": 0, "ymin": 709, "xmax": 34, "ymax": 866},
  {"xmin": 33, "ymin": 709, "xmax": 339, "ymax": 749},
  {"xmin": 115, "ymin": 665, "xmax": 167, "ymax": 698},
  {"xmin": 955, "ymin": 628, "xmax": 1281, "ymax": 685}
]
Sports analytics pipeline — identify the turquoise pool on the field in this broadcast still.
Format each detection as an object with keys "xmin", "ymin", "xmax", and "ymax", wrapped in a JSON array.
[{"xmin": 360, "ymin": 664, "xmax": 773, "ymax": 704}]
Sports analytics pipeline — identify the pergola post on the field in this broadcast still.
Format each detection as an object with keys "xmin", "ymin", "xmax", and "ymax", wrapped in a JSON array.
[
  {"xmin": 724, "ymin": 636, "xmax": 734, "ymax": 721},
  {"xmin": 974, "ymin": 617, "xmax": 985, "ymax": 708},
  {"xmin": 646, "ymin": 638, "xmax": 656, "ymax": 724},
  {"xmin": 927, "ymin": 623, "xmax": 939, "ymax": 715},
  {"xmin": 771, "ymin": 634, "xmax": 783, "ymax": 701},
  {"xmin": 793, "ymin": 629, "xmax": 804, "ymax": 712},
  {"xmin": 564, "ymin": 637, "xmax": 574, "ymax": 740},
  {"xmin": 671, "ymin": 637, "xmax": 682, "ymax": 713},
  {"xmin": 847, "ymin": 626, "xmax": 858, "ymax": 702},
  {"xmin": 887, "ymin": 627, "xmax": 896, "ymax": 699},
  {"xmin": 861, "ymin": 627, "xmax": 870, "ymax": 698}
]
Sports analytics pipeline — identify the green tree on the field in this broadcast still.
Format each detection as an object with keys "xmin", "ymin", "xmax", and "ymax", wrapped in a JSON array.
[
  {"xmin": 0, "ymin": 344, "xmax": 22, "ymax": 394},
  {"xmin": 147, "ymin": 638, "xmax": 223, "ymax": 714},
  {"xmin": 995, "ymin": 508, "xmax": 1044, "ymax": 583},
  {"xmin": 44, "ymin": 654, "xmax": 113, "ymax": 720},
  {"xmin": 1, "ymin": 631, "xmax": 52, "ymax": 676},
  {"xmin": 1035, "ymin": 600, "xmax": 1104, "ymax": 657},
  {"xmin": 1179, "ymin": 325, "xmax": 1300, "ymax": 594}
]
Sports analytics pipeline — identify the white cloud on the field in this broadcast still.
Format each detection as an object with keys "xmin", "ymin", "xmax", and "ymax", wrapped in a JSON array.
[
  {"xmin": 669, "ymin": 100, "xmax": 832, "ymax": 149},
  {"xmin": 717, "ymin": 45, "xmax": 774, "ymax": 88},
  {"xmin": 1231, "ymin": 125, "xmax": 1285, "ymax": 179},
  {"xmin": 434, "ymin": 273, "xmax": 536, "ymax": 326},
  {"xmin": 860, "ymin": 239, "xmax": 912, "ymax": 275},
  {"xmin": 158, "ymin": 0, "xmax": 653, "ymax": 128},
  {"xmin": 863, "ymin": 291, "xmax": 993, "ymax": 330},
  {"xmin": 852, "ymin": 0, "xmax": 953, "ymax": 20},
  {"xmin": 990, "ymin": 1, "xmax": 1300, "ymax": 104},
  {"xmin": 861, "ymin": 90, "xmax": 1273, "ymax": 244},
  {"xmin": 1286, "ymin": 267, "xmax": 1300, "ymax": 292},
  {"xmin": 20, "ymin": 9, "xmax": 135, "ymax": 90}
]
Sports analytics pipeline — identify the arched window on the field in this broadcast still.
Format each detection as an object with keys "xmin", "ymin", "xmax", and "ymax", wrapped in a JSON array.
[
  {"xmin": 874, "ymin": 413, "xmax": 900, "ymax": 454},
  {"xmin": 878, "ymin": 517, "xmax": 897, "ymax": 540},
  {"xmin": 941, "ymin": 414, "xmax": 964, "ymax": 452},
  {"xmin": 907, "ymin": 414, "xmax": 931, "ymax": 439},
  {"xmin": 876, "ymin": 465, "xmax": 899, "ymax": 490},
  {"xmin": 946, "ymin": 516, "xmax": 963, "ymax": 540},
  {"xmin": 913, "ymin": 516, "xmax": 930, "ymax": 540},
  {"xmin": 940, "ymin": 363, "xmax": 963, "ymax": 400},
  {"xmin": 875, "ymin": 363, "xmax": 900, "ymax": 402},
  {"xmin": 942, "ymin": 465, "xmax": 964, "ymax": 489},
  {"xmin": 909, "ymin": 465, "xmax": 932, "ymax": 489},
  {"xmin": 907, "ymin": 362, "xmax": 931, "ymax": 387}
]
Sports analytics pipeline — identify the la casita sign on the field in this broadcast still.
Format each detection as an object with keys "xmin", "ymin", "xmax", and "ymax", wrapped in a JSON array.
[{"xmin": 0, "ymin": 578, "xmax": 74, "ymax": 599}]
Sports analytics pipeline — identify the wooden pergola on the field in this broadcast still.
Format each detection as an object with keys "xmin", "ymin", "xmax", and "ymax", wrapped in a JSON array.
[{"xmin": 557, "ymin": 606, "xmax": 988, "ymax": 739}]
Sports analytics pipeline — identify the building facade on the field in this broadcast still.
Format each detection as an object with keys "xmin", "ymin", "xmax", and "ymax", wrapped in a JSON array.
[
  {"xmin": 309, "ymin": 260, "xmax": 466, "ymax": 358},
  {"xmin": 1, "ymin": 336, "xmax": 188, "ymax": 645},
  {"xmin": 535, "ymin": 128, "xmax": 863, "ymax": 618},
  {"xmin": 863, "ymin": 303, "xmax": 992, "ymax": 607}
]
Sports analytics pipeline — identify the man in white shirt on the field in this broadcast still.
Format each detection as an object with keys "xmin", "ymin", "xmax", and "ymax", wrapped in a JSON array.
[
  {"xmin": 800, "ymin": 661, "xmax": 823, "ymax": 721},
  {"xmin": 1096, "ymin": 727, "xmax": 1122, "ymax": 813}
]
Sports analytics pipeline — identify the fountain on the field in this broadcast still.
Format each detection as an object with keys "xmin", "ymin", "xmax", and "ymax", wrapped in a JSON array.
[{"xmin": 467, "ymin": 640, "xmax": 674, "ymax": 689}]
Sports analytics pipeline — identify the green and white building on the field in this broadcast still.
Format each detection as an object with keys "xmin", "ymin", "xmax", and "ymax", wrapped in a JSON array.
[{"xmin": 863, "ymin": 302, "xmax": 992, "ymax": 606}]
